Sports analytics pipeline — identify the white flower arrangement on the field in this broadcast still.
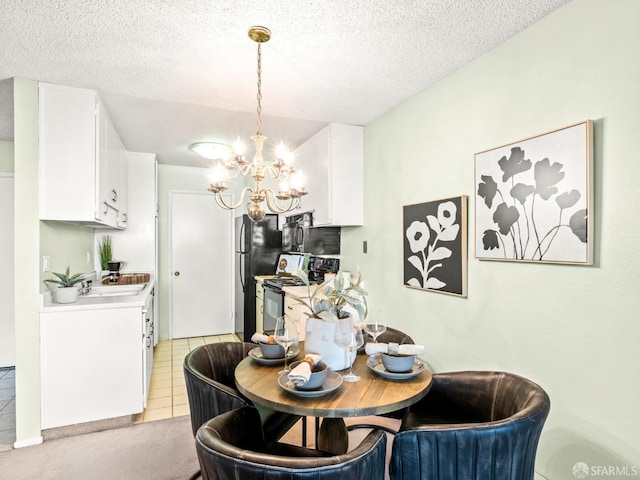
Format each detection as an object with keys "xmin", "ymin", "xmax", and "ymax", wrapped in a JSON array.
[{"xmin": 294, "ymin": 267, "xmax": 367, "ymax": 322}]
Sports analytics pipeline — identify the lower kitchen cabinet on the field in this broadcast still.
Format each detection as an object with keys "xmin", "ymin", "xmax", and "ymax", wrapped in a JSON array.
[{"xmin": 41, "ymin": 306, "xmax": 146, "ymax": 429}]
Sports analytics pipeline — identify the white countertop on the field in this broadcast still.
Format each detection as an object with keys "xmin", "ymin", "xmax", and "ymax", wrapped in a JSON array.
[
  {"xmin": 255, "ymin": 275, "xmax": 276, "ymax": 284},
  {"xmin": 282, "ymin": 285, "xmax": 312, "ymax": 299},
  {"xmin": 41, "ymin": 273, "xmax": 155, "ymax": 312}
]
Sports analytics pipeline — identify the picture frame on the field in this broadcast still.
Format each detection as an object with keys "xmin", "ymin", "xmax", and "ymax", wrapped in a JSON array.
[
  {"xmin": 403, "ymin": 195, "xmax": 467, "ymax": 297},
  {"xmin": 474, "ymin": 120, "xmax": 593, "ymax": 265}
]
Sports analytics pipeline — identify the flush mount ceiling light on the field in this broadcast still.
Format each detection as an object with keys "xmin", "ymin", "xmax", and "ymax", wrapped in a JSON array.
[
  {"xmin": 195, "ymin": 25, "xmax": 307, "ymax": 222},
  {"xmin": 188, "ymin": 142, "xmax": 232, "ymax": 160}
]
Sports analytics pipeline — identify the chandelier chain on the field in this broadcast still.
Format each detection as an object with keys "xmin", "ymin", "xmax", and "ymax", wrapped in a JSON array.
[{"xmin": 256, "ymin": 42, "xmax": 263, "ymax": 136}]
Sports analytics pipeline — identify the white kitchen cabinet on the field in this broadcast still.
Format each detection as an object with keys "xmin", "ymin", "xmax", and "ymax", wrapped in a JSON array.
[
  {"xmin": 117, "ymin": 147, "xmax": 129, "ymax": 228},
  {"xmin": 41, "ymin": 305, "xmax": 145, "ymax": 429},
  {"xmin": 39, "ymin": 82, "xmax": 127, "ymax": 228},
  {"xmin": 106, "ymin": 152, "xmax": 157, "ymax": 272},
  {"xmin": 294, "ymin": 123, "xmax": 364, "ymax": 226}
]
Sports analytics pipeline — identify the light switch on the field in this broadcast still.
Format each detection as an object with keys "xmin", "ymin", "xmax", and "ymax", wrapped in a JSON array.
[
  {"xmin": 42, "ymin": 255, "xmax": 50, "ymax": 272},
  {"xmin": 86, "ymin": 251, "xmax": 91, "ymax": 263},
  {"xmin": 363, "ymin": 240, "xmax": 368, "ymax": 254}
]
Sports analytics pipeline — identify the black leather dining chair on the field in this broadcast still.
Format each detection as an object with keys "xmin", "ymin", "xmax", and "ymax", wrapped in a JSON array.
[
  {"xmin": 390, "ymin": 371, "xmax": 551, "ymax": 480},
  {"xmin": 183, "ymin": 342, "xmax": 303, "ymax": 442},
  {"xmin": 196, "ymin": 406, "xmax": 387, "ymax": 480}
]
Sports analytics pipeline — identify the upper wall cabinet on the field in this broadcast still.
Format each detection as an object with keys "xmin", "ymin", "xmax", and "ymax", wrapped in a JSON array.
[
  {"xmin": 295, "ymin": 123, "xmax": 364, "ymax": 226},
  {"xmin": 39, "ymin": 83, "xmax": 127, "ymax": 229}
]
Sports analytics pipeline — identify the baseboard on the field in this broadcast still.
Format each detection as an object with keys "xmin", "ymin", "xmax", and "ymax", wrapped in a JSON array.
[
  {"xmin": 13, "ymin": 436, "xmax": 43, "ymax": 448},
  {"xmin": 42, "ymin": 415, "xmax": 134, "ymax": 441}
]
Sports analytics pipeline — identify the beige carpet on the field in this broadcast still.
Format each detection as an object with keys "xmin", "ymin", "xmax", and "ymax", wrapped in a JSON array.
[
  {"xmin": 0, "ymin": 414, "xmax": 398, "ymax": 480},
  {"xmin": 0, "ymin": 415, "xmax": 199, "ymax": 480}
]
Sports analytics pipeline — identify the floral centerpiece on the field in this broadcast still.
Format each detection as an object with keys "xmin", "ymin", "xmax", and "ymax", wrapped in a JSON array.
[
  {"xmin": 294, "ymin": 268, "xmax": 368, "ymax": 370},
  {"xmin": 295, "ymin": 267, "xmax": 367, "ymax": 322}
]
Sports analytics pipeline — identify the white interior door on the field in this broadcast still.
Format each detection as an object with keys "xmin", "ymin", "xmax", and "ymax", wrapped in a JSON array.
[
  {"xmin": 0, "ymin": 175, "xmax": 15, "ymax": 367},
  {"xmin": 170, "ymin": 191, "xmax": 233, "ymax": 338}
]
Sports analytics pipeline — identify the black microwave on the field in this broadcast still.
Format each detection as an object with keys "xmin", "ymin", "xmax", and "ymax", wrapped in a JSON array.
[{"xmin": 282, "ymin": 221, "xmax": 303, "ymax": 252}]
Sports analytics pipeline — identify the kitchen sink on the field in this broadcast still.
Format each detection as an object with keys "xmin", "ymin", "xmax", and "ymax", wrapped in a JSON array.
[{"xmin": 84, "ymin": 284, "xmax": 147, "ymax": 297}]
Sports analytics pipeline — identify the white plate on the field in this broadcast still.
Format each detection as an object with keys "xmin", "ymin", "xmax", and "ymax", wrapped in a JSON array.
[
  {"xmin": 248, "ymin": 347, "xmax": 300, "ymax": 365},
  {"xmin": 367, "ymin": 357, "xmax": 425, "ymax": 379},
  {"xmin": 278, "ymin": 370, "xmax": 343, "ymax": 398}
]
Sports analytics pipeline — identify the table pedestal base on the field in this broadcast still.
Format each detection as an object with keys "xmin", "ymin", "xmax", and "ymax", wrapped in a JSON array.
[{"xmin": 317, "ymin": 418, "xmax": 349, "ymax": 454}]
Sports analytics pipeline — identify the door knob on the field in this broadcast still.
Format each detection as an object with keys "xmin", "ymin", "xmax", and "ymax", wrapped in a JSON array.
[{"xmin": 174, "ymin": 271, "xmax": 180, "ymax": 276}]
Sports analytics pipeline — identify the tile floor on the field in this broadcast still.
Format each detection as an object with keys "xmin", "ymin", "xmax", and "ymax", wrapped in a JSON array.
[
  {"xmin": 0, "ymin": 367, "xmax": 16, "ymax": 451},
  {"xmin": 133, "ymin": 333, "xmax": 241, "ymax": 424}
]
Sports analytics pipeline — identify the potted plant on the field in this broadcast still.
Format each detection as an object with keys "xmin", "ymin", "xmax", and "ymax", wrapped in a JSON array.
[
  {"xmin": 294, "ymin": 268, "xmax": 368, "ymax": 370},
  {"xmin": 97, "ymin": 235, "xmax": 113, "ymax": 272},
  {"xmin": 44, "ymin": 266, "xmax": 85, "ymax": 304}
]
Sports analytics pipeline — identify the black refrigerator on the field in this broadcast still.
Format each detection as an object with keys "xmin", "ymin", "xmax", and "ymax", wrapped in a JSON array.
[{"xmin": 234, "ymin": 214, "xmax": 282, "ymax": 341}]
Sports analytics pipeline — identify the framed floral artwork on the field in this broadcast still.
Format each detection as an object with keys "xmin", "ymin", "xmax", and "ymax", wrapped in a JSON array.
[
  {"xmin": 475, "ymin": 120, "xmax": 593, "ymax": 265},
  {"xmin": 403, "ymin": 195, "xmax": 467, "ymax": 297}
]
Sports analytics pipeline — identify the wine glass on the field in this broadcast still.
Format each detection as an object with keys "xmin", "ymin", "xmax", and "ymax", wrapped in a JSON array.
[
  {"xmin": 364, "ymin": 320, "xmax": 386, "ymax": 344},
  {"xmin": 334, "ymin": 318, "xmax": 365, "ymax": 382},
  {"xmin": 274, "ymin": 316, "xmax": 297, "ymax": 375}
]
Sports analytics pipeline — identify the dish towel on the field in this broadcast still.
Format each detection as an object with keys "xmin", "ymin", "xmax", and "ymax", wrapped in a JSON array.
[
  {"xmin": 251, "ymin": 332, "xmax": 275, "ymax": 344},
  {"xmin": 288, "ymin": 354, "xmax": 323, "ymax": 386},
  {"xmin": 365, "ymin": 342, "xmax": 424, "ymax": 356},
  {"xmin": 252, "ymin": 332, "xmax": 299, "ymax": 349}
]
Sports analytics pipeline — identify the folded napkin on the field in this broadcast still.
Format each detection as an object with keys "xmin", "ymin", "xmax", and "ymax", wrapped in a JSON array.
[
  {"xmin": 251, "ymin": 332, "xmax": 274, "ymax": 344},
  {"xmin": 288, "ymin": 354, "xmax": 323, "ymax": 386},
  {"xmin": 365, "ymin": 342, "xmax": 424, "ymax": 356}
]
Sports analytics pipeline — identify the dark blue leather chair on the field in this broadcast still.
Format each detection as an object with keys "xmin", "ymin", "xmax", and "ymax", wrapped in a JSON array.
[
  {"xmin": 390, "ymin": 371, "xmax": 550, "ymax": 480},
  {"xmin": 196, "ymin": 406, "xmax": 387, "ymax": 480}
]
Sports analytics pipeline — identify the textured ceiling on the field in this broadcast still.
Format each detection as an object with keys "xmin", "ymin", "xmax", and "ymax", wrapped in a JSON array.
[{"xmin": 0, "ymin": 0, "xmax": 571, "ymax": 167}]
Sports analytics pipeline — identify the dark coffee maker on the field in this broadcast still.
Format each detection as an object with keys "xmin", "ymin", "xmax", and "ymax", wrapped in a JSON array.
[{"xmin": 107, "ymin": 261, "xmax": 123, "ymax": 283}]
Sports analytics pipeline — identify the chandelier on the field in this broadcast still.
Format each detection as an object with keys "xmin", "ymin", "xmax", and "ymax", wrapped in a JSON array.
[{"xmin": 200, "ymin": 26, "xmax": 307, "ymax": 222}]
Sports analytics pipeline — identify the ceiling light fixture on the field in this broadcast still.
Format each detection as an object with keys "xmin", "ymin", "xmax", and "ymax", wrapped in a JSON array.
[
  {"xmin": 188, "ymin": 142, "xmax": 232, "ymax": 160},
  {"xmin": 200, "ymin": 25, "xmax": 307, "ymax": 222}
]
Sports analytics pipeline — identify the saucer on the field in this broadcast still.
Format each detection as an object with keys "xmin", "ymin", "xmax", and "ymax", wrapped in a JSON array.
[
  {"xmin": 248, "ymin": 347, "xmax": 300, "ymax": 365},
  {"xmin": 367, "ymin": 357, "xmax": 425, "ymax": 379},
  {"xmin": 278, "ymin": 370, "xmax": 343, "ymax": 398}
]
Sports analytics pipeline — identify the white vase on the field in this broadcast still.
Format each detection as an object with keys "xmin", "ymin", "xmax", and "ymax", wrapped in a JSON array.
[
  {"xmin": 52, "ymin": 286, "xmax": 79, "ymax": 304},
  {"xmin": 304, "ymin": 317, "xmax": 356, "ymax": 371}
]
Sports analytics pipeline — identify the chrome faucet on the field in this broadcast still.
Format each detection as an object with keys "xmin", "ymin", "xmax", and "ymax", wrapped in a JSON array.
[{"xmin": 79, "ymin": 280, "xmax": 93, "ymax": 296}]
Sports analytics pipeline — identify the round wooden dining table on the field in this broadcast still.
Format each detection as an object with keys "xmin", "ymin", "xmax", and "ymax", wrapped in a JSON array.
[{"xmin": 235, "ymin": 348, "xmax": 432, "ymax": 454}]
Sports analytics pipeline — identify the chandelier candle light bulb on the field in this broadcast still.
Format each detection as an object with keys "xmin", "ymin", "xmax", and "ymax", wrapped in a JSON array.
[{"xmin": 196, "ymin": 26, "xmax": 308, "ymax": 222}]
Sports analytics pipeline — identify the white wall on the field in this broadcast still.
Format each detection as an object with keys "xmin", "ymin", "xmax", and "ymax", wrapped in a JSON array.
[
  {"xmin": 0, "ymin": 141, "xmax": 15, "ymax": 368},
  {"xmin": 341, "ymin": 0, "xmax": 640, "ymax": 477},
  {"xmin": 156, "ymin": 164, "xmax": 241, "ymax": 340},
  {"xmin": 0, "ymin": 174, "xmax": 15, "ymax": 368}
]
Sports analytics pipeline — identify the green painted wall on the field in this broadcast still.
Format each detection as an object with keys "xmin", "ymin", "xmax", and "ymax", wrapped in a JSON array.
[
  {"xmin": 39, "ymin": 221, "xmax": 94, "ymax": 292},
  {"xmin": 13, "ymin": 78, "xmax": 42, "ymax": 445},
  {"xmin": 0, "ymin": 140, "xmax": 14, "ymax": 172},
  {"xmin": 341, "ymin": 0, "xmax": 640, "ymax": 476}
]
